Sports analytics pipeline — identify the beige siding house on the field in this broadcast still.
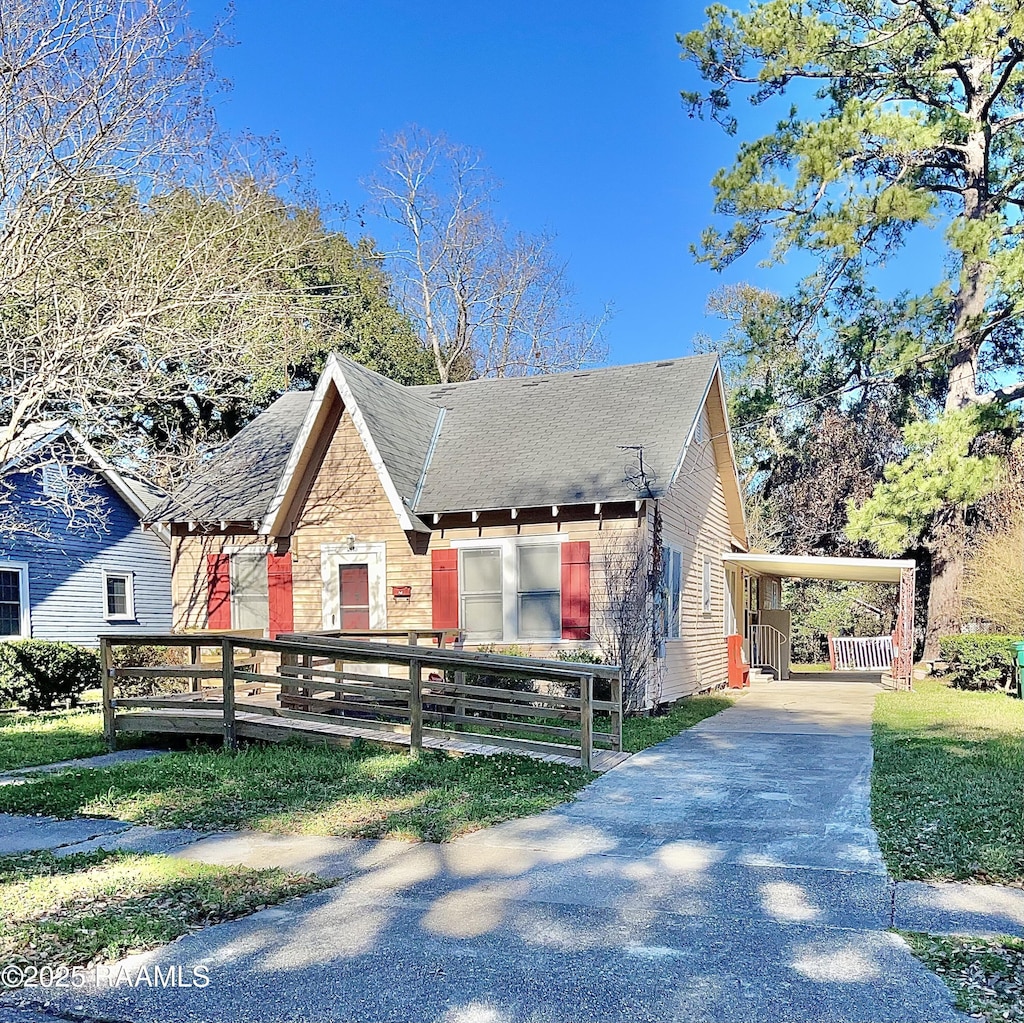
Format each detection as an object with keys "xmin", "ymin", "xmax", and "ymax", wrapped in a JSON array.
[{"xmin": 151, "ymin": 354, "xmax": 748, "ymax": 706}]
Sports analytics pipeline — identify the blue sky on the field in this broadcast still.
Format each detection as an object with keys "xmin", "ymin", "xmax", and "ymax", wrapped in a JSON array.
[{"xmin": 190, "ymin": 0, "xmax": 941, "ymax": 366}]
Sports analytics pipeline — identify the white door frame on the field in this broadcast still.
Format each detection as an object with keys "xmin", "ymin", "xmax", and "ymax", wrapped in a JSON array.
[{"xmin": 320, "ymin": 542, "xmax": 387, "ymax": 631}]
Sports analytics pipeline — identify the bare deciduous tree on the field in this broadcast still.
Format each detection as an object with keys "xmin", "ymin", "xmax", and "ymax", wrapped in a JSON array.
[
  {"xmin": 368, "ymin": 126, "xmax": 609, "ymax": 383},
  {"xmin": 595, "ymin": 534, "xmax": 660, "ymax": 712},
  {"xmin": 0, "ymin": 1, "xmax": 347, "ymax": 504}
]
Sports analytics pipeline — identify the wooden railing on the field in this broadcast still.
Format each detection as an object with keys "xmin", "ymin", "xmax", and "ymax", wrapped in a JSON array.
[
  {"xmin": 749, "ymin": 624, "xmax": 787, "ymax": 679},
  {"xmin": 99, "ymin": 632, "xmax": 622, "ymax": 770},
  {"xmin": 828, "ymin": 634, "xmax": 896, "ymax": 672}
]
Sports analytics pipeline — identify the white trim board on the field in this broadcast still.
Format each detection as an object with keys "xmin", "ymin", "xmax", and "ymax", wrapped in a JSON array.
[
  {"xmin": 320, "ymin": 542, "xmax": 388, "ymax": 631},
  {"xmin": 0, "ymin": 560, "xmax": 31, "ymax": 639}
]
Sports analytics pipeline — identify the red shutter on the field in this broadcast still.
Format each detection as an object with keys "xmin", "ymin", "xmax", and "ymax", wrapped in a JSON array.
[
  {"xmin": 561, "ymin": 541, "xmax": 591, "ymax": 640},
  {"xmin": 267, "ymin": 551, "xmax": 294, "ymax": 639},
  {"xmin": 206, "ymin": 553, "xmax": 231, "ymax": 629},
  {"xmin": 431, "ymin": 549, "xmax": 459, "ymax": 630}
]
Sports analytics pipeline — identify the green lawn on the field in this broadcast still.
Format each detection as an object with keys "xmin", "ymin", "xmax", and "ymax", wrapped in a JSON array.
[
  {"xmin": 0, "ymin": 710, "xmax": 108, "ymax": 772},
  {"xmin": 622, "ymin": 693, "xmax": 733, "ymax": 752},
  {"xmin": 454, "ymin": 691, "xmax": 734, "ymax": 753},
  {"xmin": 0, "ymin": 848, "xmax": 327, "ymax": 983},
  {"xmin": 0, "ymin": 691, "xmax": 732, "ymax": 843},
  {"xmin": 902, "ymin": 931, "xmax": 1024, "ymax": 1023},
  {"xmin": 872, "ymin": 678, "xmax": 1024, "ymax": 883},
  {"xmin": 0, "ymin": 742, "xmax": 595, "ymax": 842}
]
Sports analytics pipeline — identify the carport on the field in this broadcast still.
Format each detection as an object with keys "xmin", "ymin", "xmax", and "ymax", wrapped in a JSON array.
[{"xmin": 721, "ymin": 553, "xmax": 917, "ymax": 690}]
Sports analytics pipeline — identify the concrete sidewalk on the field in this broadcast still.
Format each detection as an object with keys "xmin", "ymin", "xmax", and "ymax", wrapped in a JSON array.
[{"xmin": 0, "ymin": 683, "xmax": 982, "ymax": 1022}]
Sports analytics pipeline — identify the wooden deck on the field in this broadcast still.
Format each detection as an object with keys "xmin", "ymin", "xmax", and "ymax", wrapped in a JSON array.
[{"xmin": 114, "ymin": 688, "xmax": 631, "ymax": 772}]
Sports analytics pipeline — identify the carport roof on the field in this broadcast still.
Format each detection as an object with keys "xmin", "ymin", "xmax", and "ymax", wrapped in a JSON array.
[{"xmin": 721, "ymin": 553, "xmax": 915, "ymax": 583}]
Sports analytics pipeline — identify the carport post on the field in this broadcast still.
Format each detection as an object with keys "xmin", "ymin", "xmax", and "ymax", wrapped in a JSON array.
[{"xmin": 896, "ymin": 566, "xmax": 917, "ymax": 690}]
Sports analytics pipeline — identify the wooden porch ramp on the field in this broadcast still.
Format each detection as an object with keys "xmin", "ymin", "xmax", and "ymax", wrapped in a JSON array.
[
  {"xmin": 102, "ymin": 633, "xmax": 631, "ymax": 774},
  {"xmin": 115, "ymin": 694, "xmax": 631, "ymax": 773}
]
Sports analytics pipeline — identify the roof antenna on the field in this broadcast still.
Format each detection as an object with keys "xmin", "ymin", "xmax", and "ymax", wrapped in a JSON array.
[{"xmin": 621, "ymin": 445, "xmax": 657, "ymax": 497}]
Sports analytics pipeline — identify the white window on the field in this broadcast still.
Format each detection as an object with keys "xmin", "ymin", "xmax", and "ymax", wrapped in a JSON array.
[
  {"xmin": 0, "ymin": 563, "xmax": 30, "ymax": 638},
  {"xmin": 41, "ymin": 463, "xmax": 70, "ymax": 498},
  {"xmin": 102, "ymin": 571, "xmax": 135, "ymax": 620},
  {"xmin": 724, "ymin": 568, "xmax": 738, "ymax": 636},
  {"xmin": 231, "ymin": 552, "xmax": 268, "ymax": 632},
  {"xmin": 457, "ymin": 540, "xmax": 563, "ymax": 642},
  {"xmin": 661, "ymin": 546, "xmax": 682, "ymax": 640},
  {"xmin": 516, "ymin": 544, "xmax": 561, "ymax": 640},
  {"xmin": 702, "ymin": 555, "xmax": 713, "ymax": 615},
  {"xmin": 460, "ymin": 547, "xmax": 504, "ymax": 641}
]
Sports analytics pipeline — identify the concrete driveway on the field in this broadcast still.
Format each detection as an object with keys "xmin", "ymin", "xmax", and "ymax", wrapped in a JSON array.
[{"xmin": 4, "ymin": 683, "xmax": 963, "ymax": 1023}]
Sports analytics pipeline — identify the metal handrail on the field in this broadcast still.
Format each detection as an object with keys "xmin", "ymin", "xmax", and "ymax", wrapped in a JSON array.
[{"xmin": 749, "ymin": 623, "xmax": 788, "ymax": 678}]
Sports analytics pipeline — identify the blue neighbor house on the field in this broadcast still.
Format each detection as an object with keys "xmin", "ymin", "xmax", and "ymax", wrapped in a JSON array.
[{"xmin": 0, "ymin": 422, "xmax": 172, "ymax": 646}]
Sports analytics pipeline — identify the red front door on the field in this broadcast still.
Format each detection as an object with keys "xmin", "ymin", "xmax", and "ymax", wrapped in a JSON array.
[{"xmin": 339, "ymin": 564, "xmax": 370, "ymax": 630}]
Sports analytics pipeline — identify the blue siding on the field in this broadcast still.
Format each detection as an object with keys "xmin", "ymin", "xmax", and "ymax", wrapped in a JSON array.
[{"xmin": 0, "ymin": 465, "xmax": 171, "ymax": 646}]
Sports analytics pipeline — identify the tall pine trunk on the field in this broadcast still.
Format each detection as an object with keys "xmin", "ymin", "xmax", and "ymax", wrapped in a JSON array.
[{"xmin": 923, "ymin": 510, "xmax": 964, "ymax": 661}]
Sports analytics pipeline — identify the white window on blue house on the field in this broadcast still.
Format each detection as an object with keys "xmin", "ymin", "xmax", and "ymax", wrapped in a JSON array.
[
  {"xmin": 103, "ymin": 571, "xmax": 135, "ymax": 621},
  {"xmin": 0, "ymin": 563, "xmax": 30, "ymax": 638},
  {"xmin": 41, "ymin": 463, "xmax": 70, "ymax": 498}
]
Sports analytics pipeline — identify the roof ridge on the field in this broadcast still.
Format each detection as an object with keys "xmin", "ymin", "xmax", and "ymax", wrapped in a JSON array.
[{"xmin": 408, "ymin": 352, "xmax": 719, "ymax": 393}]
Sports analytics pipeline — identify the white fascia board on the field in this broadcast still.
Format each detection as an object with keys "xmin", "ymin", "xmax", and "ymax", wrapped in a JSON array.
[
  {"xmin": 68, "ymin": 430, "xmax": 172, "ymax": 548},
  {"xmin": 666, "ymin": 361, "xmax": 718, "ymax": 489},
  {"xmin": 665, "ymin": 361, "xmax": 748, "ymax": 544},
  {"xmin": 262, "ymin": 355, "xmax": 420, "ymax": 536},
  {"xmin": 0, "ymin": 421, "xmax": 70, "ymax": 474}
]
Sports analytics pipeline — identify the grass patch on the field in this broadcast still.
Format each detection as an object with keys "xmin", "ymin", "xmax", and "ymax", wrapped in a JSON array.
[
  {"xmin": 902, "ymin": 931, "xmax": 1024, "ymax": 1022},
  {"xmin": 0, "ymin": 848, "xmax": 327, "ymax": 983},
  {"xmin": 0, "ymin": 741, "xmax": 593, "ymax": 842},
  {"xmin": 872, "ymin": 678, "xmax": 1024, "ymax": 883},
  {"xmin": 0, "ymin": 710, "xmax": 109, "ymax": 772},
  {"xmin": 623, "ymin": 693, "xmax": 734, "ymax": 752}
]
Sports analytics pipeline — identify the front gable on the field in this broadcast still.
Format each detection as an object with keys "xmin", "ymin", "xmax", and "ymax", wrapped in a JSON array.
[{"xmin": 263, "ymin": 356, "xmax": 433, "ymax": 538}]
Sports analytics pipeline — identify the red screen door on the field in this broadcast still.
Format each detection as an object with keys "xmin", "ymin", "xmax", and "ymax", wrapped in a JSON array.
[{"xmin": 339, "ymin": 564, "xmax": 370, "ymax": 629}]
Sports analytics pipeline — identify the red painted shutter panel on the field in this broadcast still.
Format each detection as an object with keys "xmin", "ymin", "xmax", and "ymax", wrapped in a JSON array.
[
  {"xmin": 206, "ymin": 553, "xmax": 232, "ymax": 629},
  {"xmin": 267, "ymin": 551, "xmax": 294, "ymax": 639},
  {"xmin": 561, "ymin": 541, "xmax": 591, "ymax": 640},
  {"xmin": 431, "ymin": 549, "xmax": 459, "ymax": 630}
]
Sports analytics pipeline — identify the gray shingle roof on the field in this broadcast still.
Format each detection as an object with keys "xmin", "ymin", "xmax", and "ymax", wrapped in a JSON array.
[
  {"xmin": 339, "ymin": 357, "xmax": 441, "ymax": 508},
  {"xmin": 148, "ymin": 391, "xmax": 313, "ymax": 524},
  {"xmin": 410, "ymin": 355, "xmax": 720, "ymax": 513},
  {"xmin": 151, "ymin": 354, "xmax": 721, "ymax": 525}
]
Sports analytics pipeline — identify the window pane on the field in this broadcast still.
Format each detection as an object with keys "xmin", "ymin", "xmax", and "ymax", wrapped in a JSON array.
[
  {"xmin": 462, "ymin": 549, "xmax": 501, "ymax": 594},
  {"xmin": 518, "ymin": 593, "xmax": 560, "ymax": 639},
  {"xmin": 0, "ymin": 570, "xmax": 20, "ymax": 604},
  {"xmin": 0, "ymin": 602, "xmax": 19, "ymax": 636},
  {"xmin": 233, "ymin": 553, "xmax": 268, "ymax": 597},
  {"xmin": 234, "ymin": 594, "xmax": 268, "ymax": 632},
  {"xmin": 671, "ymin": 550, "xmax": 681, "ymax": 638},
  {"xmin": 517, "ymin": 545, "xmax": 559, "ymax": 592},
  {"xmin": 462, "ymin": 595, "xmax": 503, "ymax": 640},
  {"xmin": 106, "ymin": 576, "xmax": 128, "ymax": 616}
]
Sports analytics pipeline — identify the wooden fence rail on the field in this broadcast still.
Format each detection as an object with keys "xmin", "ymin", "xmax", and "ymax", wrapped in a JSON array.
[{"xmin": 99, "ymin": 631, "xmax": 623, "ymax": 771}]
